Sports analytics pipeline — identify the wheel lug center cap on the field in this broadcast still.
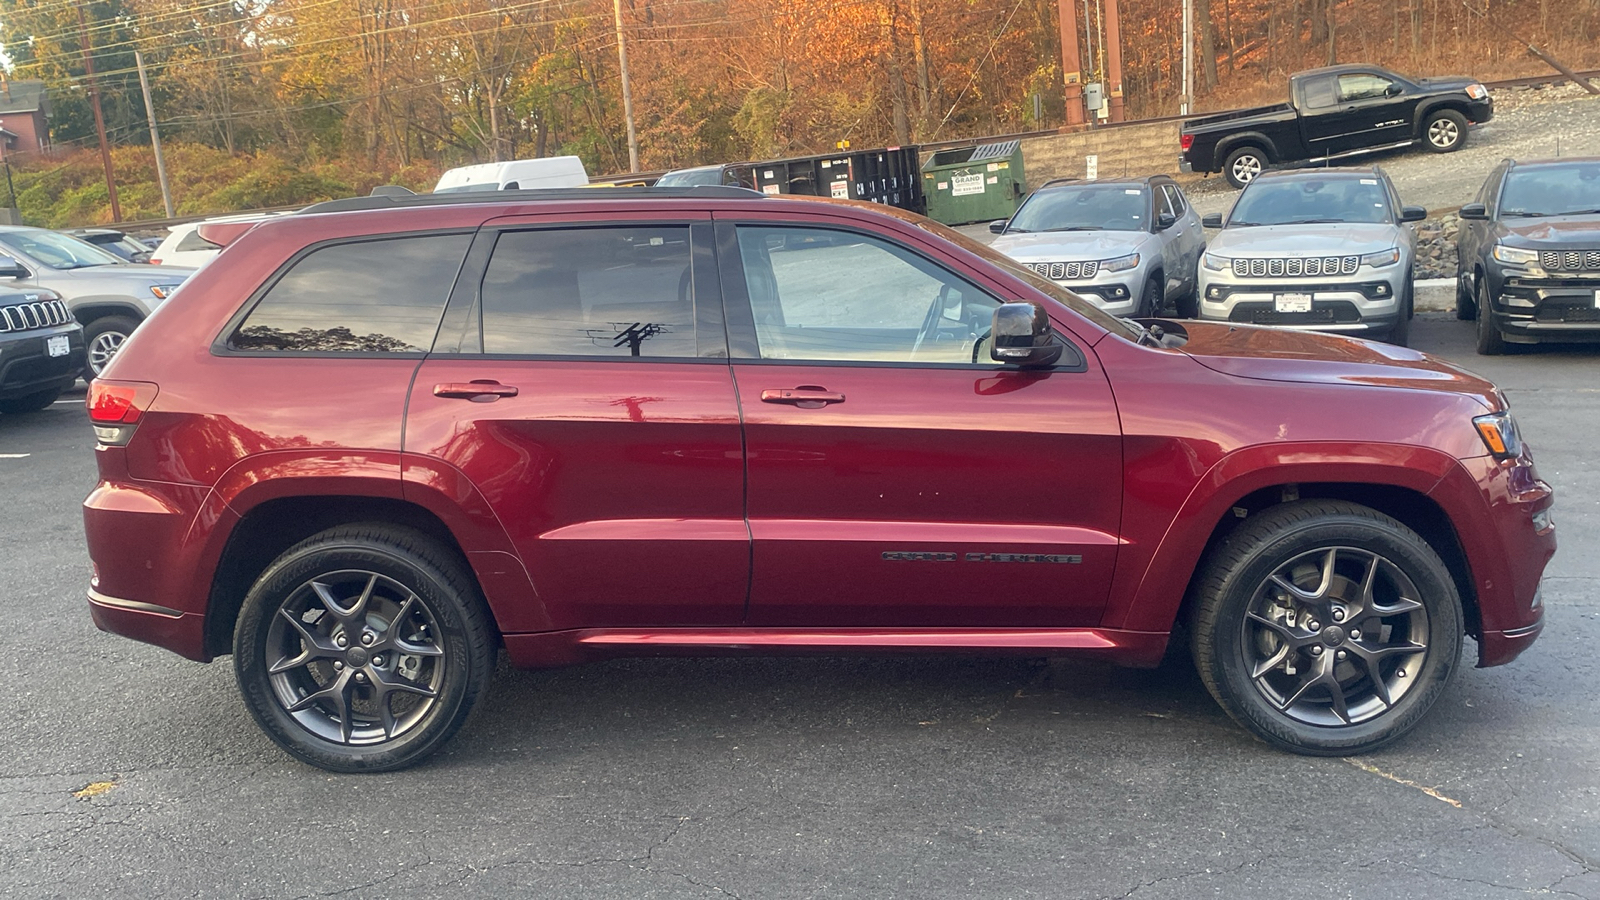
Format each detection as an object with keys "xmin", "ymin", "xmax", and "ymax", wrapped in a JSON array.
[
  {"xmin": 1322, "ymin": 625, "xmax": 1346, "ymax": 647},
  {"xmin": 346, "ymin": 647, "xmax": 370, "ymax": 667}
]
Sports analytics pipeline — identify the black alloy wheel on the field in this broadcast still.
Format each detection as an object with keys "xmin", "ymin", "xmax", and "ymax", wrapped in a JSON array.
[
  {"xmin": 234, "ymin": 525, "xmax": 495, "ymax": 772},
  {"xmin": 1135, "ymin": 273, "xmax": 1162, "ymax": 318},
  {"xmin": 1193, "ymin": 500, "xmax": 1462, "ymax": 755}
]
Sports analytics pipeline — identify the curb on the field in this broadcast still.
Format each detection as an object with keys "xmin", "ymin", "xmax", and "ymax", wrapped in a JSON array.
[{"xmin": 1415, "ymin": 277, "xmax": 1456, "ymax": 313}]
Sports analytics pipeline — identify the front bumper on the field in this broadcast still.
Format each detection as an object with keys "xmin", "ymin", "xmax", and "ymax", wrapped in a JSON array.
[
  {"xmin": 1197, "ymin": 271, "xmax": 1405, "ymax": 334},
  {"xmin": 1024, "ymin": 262, "xmax": 1153, "ymax": 317},
  {"xmin": 1484, "ymin": 268, "xmax": 1600, "ymax": 343},
  {"xmin": 0, "ymin": 323, "xmax": 85, "ymax": 399}
]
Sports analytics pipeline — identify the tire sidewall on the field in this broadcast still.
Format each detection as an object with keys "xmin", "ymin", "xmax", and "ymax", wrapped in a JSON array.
[
  {"xmin": 1225, "ymin": 148, "xmax": 1264, "ymax": 189},
  {"xmin": 1200, "ymin": 514, "xmax": 1462, "ymax": 755},
  {"xmin": 1425, "ymin": 110, "xmax": 1466, "ymax": 153},
  {"xmin": 1476, "ymin": 279, "xmax": 1506, "ymax": 354},
  {"xmin": 83, "ymin": 315, "xmax": 139, "ymax": 379},
  {"xmin": 234, "ymin": 539, "xmax": 479, "ymax": 772}
]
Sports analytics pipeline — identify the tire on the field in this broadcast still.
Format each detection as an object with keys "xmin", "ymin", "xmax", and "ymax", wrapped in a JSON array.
[
  {"xmin": 1384, "ymin": 273, "xmax": 1412, "ymax": 347},
  {"xmin": 1223, "ymin": 146, "xmax": 1267, "ymax": 189},
  {"xmin": 83, "ymin": 315, "xmax": 139, "ymax": 379},
  {"xmin": 1423, "ymin": 109, "xmax": 1468, "ymax": 153},
  {"xmin": 1455, "ymin": 271, "xmax": 1476, "ymax": 321},
  {"xmin": 1191, "ymin": 500, "xmax": 1463, "ymax": 756},
  {"xmin": 233, "ymin": 524, "xmax": 496, "ymax": 773},
  {"xmin": 1134, "ymin": 273, "xmax": 1161, "ymax": 318},
  {"xmin": 1475, "ymin": 278, "xmax": 1506, "ymax": 355},
  {"xmin": 0, "ymin": 388, "xmax": 62, "ymax": 414}
]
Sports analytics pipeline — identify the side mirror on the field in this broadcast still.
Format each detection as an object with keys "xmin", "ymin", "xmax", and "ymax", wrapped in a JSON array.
[
  {"xmin": 0, "ymin": 255, "xmax": 27, "ymax": 278},
  {"xmin": 1156, "ymin": 212, "xmax": 1178, "ymax": 230},
  {"xmin": 991, "ymin": 302, "xmax": 1063, "ymax": 368},
  {"xmin": 131, "ymin": 250, "xmax": 153, "ymax": 264},
  {"xmin": 1400, "ymin": 205, "xmax": 1427, "ymax": 223},
  {"xmin": 989, "ymin": 220, "xmax": 1008, "ymax": 234},
  {"xmin": 1459, "ymin": 203, "xmax": 1489, "ymax": 221},
  {"xmin": 1202, "ymin": 213, "xmax": 1225, "ymax": 228},
  {"xmin": 1386, "ymin": 83, "xmax": 1404, "ymax": 97}
]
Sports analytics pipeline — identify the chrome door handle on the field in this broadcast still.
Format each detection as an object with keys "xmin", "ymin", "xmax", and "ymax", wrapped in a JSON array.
[
  {"xmin": 760, "ymin": 387, "xmax": 846, "ymax": 409},
  {"xmin": 434, "ymin": 380, "xmax": 519, "ymax": 402}
]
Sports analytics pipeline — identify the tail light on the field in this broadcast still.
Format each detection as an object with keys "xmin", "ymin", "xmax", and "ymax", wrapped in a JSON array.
[
  {"xmin": 1180, "ymin": 134, "xmax": 1195, "ymax": 151},
  {"xmin": 88, "ymin": 380, "xmax": 159, "ymax": 447},
  {"xmin": 149, "ymin": 257, "xmax": 162, "ymax": 265}
]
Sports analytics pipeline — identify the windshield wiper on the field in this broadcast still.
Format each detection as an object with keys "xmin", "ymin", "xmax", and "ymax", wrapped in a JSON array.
[
  {"xmin": 1554, "ymin": 208, "xmax": 1600, "ymax": 216},
  {"xmin": 1274, "ymin": 218, "xmax": 1347, "ymax": 225},
  {"xmin": 1501, "ymin": 210, "xmax": 1548, "ymax": 218},
  {"xmin": 1045, "ymin": 226, "xmax": 1103, "ymax": 232}
]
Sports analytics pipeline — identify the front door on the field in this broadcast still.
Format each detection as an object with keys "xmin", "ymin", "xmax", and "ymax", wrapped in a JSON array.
[
  {"xmin": 404, "ymin": 216, "xmax": 749, "ymax": 631},
  {"xmin": 716, "ymin": 218, "xmax": 1124, "ymax": 628}
]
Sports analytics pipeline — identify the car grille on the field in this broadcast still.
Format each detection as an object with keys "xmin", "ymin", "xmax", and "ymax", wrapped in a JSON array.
[
  {"xmin": 1539, "ymin": 250, "xmax": 1600, "ymax": 272},
  {"xmin": 1026, "ymin": 260, "xmax": 1099, "ymax": 280},
  {"xmin": 0, "ymin": 298, "xmax": 71, "ymax": 333},
  {"xmin": 1535, "ymin": 304, "xmax": 1600, "ymax": 323},
  {"xmin": 1231, "ymin": 256, "xmax": 1360, "ymax": 278}
]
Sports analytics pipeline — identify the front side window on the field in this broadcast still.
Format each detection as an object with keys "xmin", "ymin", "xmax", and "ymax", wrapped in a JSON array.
[
  {"xmin": 1337, "ymin": 73, "xmax": 1397, "ymax": 103},
  {"xmin": 480, "ymin": 225, "xmax": 697, "ymax": 358},
  {"xmin": 3, "ymin": 231, "xmax": 122, "ymax": 269},
  {"xmin": 1007, "ymin": 185, "xmax": 1148, "ymax": 233},
  {"xmin": 737, "ymin": 226, "xmax": 1002, "ymax": 364},
  {"xmin": 230, "ymin": 233, "xmax": 470, "ymax": 353}
]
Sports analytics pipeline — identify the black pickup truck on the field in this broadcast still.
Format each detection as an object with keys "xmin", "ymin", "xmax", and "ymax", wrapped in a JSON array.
[{"xmin": 1181, "ymin": 64, "xmax": 1493, "ymax": 188}]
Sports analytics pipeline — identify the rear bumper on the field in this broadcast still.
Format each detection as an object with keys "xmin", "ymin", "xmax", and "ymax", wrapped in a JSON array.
[{"xmin": 88, "ymin": 589, "xmax": 209, "ymax": 662}]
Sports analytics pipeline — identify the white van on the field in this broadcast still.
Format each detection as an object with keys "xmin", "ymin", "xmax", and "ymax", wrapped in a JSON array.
[{"xmin": 433, "ymin": 156, "xmax": 589, "ymax": 193}]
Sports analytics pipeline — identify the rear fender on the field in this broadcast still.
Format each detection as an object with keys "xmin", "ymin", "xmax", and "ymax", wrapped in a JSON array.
[{"xmin": 1215, "ymin": 132, "xmax": 1280, "ymax": 164}]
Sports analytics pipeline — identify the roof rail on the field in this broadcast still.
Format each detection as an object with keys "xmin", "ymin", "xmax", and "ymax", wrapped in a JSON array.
[
  {"xmin": 300, "ymin": 184, "xmax": 767, "ymax": 215},
  {"xmin": 1038, "ymin": 177, "xmax": 1083, "ymax": 189}
]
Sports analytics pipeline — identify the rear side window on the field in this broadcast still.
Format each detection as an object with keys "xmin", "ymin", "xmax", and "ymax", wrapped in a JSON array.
[
  {"xmin": 230, "ymin": 234, "xmax": 471, "ymax": 353},
  {"xmin": 1300, "ymin": 76, "xmax": 1337, "ymax": 109},
  {"xmin": 174, "ymin": 229, "xmax": 220, "ymax": 253},
  {"xmin": 478, "ymin": 225, "xmax": 697, "ymax": 358}
]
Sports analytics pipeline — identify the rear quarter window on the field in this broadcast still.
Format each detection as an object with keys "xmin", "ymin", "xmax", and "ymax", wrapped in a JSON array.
[{"xmin": 229, "ymin": 233, "xmax": 471, "ymax": 353}]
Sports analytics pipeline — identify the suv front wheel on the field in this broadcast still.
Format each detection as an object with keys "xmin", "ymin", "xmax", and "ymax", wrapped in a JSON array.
[
  {"xmin": 1191, "ymin": 500, "xmax": 1462, "ymax": 756},
  {"xmin": 233, "ymin": 524, "xmax": 496, "ymax": 772},
  {"xmin": 83, "ymin": 315, "xmax": 139, "ymax": 378}
]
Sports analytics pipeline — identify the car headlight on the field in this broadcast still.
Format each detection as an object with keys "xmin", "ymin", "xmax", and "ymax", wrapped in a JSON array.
[
  {"xmin": 1101, "ymin": 252, "xmax": 1140, "ymax": 273},
  {"xmin": 149, "ymin": 283, "xmax": 184, "ymax": 300},
  {"xmin": 1473, "ymin": 411, "xmax": 1523, "ymax": 460},
  {"xmin": 1492, "ymin": 245, "xmax": 1538, "ymax": 267},
  {"xmin": 1361, "ymin": 247, "xmax": 1401, "ymax": 268},
  {"xmin": 1465, "ymin": 83, "xmax": 1489, "ymax": 100},
  {"xmin": 1202, "ymin": 252, "xmax": 1230, "ymax": 271}
]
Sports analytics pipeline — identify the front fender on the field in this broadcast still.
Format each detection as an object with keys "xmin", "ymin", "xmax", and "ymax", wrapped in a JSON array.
[{"xmin": 1106, "ymin": 442, "xmax": 1459, "ymax": 633}]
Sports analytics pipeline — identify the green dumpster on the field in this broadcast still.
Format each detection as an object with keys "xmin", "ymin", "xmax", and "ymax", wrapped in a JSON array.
[{"xmin": 920, "ymin": 141, "xmax": 1026, "ymax": 226}]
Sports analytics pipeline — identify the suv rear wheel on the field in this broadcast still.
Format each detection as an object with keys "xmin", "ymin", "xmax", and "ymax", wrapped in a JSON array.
[
  {"xmin": 233, "ymin": 524, "xmax": 496, "ymax": 772},
  {"xmin": 1224, "ymin": 146, "xmax": 1267, "ymax": 189},
  {"xmin": 1191, "ymin": 500, "xmax": 1462, "ymax": 756}
]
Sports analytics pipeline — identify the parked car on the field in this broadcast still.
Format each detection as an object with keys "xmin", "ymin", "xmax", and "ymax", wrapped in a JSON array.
[
  {"xmin": 0, "ymin": 287, "xmax": 84, "ymax": 413},
  {"xmin": 1182, "ymin": 64, "xmax": 1493, "ymax": 188},
  {"xmin": 433, "ymin": 156, "xmax": 589, "ymax": 193},
  {"xmin": 1455, "ymin": 157, "xmax": 1600, "ymax": 355},
  {"xmin": 149, "ymin": 212, "xmax": 291, "ymax": 268},
  {"xmin": 1197, "ymin": 167, "xmax": 1425, "ymax": 344},
  {"xmin": 988, "ymin": 176, "xmax": 1204, "ymax": 318},
  {"xmin": 84, "ymin": 186, "xmax": 1552, "ymax": 772},
  {"xmin": 656, "ymin": 163, "xmax": 756, "ymax": 188},
  {"xmin": 0, "ymin": 227, "xmax": 192, "ymax": 377},
  {"xmin": 66, "ymin": 228, "xmax": 154, "ymax": 263}
]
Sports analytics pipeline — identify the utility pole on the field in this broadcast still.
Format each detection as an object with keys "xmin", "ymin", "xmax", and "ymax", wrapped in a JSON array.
[
  {"xmin": 1103, "ymin": 0, "xmax": 1125, "ymax": 122},
  {"xmin": 75, "ymin": 1, "xmax": 121, "ymax": 222},
  {"xmin": 1181, "ymin": 0, "xmax": 1192, "ymax": 115},
  {"xmin": 1058, "ymin": 0, "xmax": 1085, "ymax": 126},
  {"xmin": 612, "ymin": 0, "xmax": 639, "ymax": 173},
  {"xmin": 134, "ymin": 51, "xmax": 174, "ymax": 219}
]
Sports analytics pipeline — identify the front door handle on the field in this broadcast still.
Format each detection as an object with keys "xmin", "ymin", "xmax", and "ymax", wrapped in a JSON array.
[
  {"xmin": 760, "ymin": 386, "xmax": 846, "ymax": 408},
  {"xmin": 434, "ymin": 380, "xmax": 519, "ymax": 402}
]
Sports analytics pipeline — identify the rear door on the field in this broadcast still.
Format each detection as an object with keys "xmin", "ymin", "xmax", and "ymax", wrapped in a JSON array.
[
  {"xmin": 404, "ymin": 212, "xmax": 749, "ymax": 631},
  {"xmin": 716, "ymin": 213, "xmax": 1124, "ymax": 628}
]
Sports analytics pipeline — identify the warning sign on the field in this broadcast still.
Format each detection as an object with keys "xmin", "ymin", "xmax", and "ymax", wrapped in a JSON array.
[
  {"xmin": 830, "ymin": 181, "xmax": 849, "ymax": 199},
  {"xmin": 951, "ymin": 172, "xmax": 985, "ymax": 196}
]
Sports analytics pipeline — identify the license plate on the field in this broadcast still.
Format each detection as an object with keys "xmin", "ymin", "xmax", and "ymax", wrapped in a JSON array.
[
  {"xmin": 1594, "ymin": 289, "xmax": 1600, "ymax": 309},
  {"xmin": 1275, "ymin": 292, "xmax": 1313, "ymax": 313},
  {"xmin": 46, "ymin": 334, "xmax": 69, "ymax": 357}
]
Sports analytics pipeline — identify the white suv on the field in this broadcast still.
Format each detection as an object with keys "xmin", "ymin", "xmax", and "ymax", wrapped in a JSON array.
[{"xmin": 1197, "ymin": 168, "xmax": 1425, "ymax": 345}]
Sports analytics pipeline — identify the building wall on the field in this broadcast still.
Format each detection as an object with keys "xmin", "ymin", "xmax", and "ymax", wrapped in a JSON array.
[
  {"xmin": 1020, "ymin": 120, "xmax": 1188, "ymax": 187},
  {"xmin": 0, "ymin": 111, "xmax": 48, "ymax": 157}
]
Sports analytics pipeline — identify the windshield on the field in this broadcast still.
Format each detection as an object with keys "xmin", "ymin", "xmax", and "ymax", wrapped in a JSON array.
[
  {"xmin": 1499, "ymin": 163, "xmax": 1600, "ymax": 216},
  {"xmin": 1229, "ymin": 177, "xmax": 1393, "ymax": 226},
  {"xmin": 1007, "ymin": 184, "xmax": 1148, "ymax": 233},
  {"xmin": 2, "ymin": 230, "xmax": 124, "ymax": 269},
  {"xmin": 655, "ymin": 168, "xmax": 722, "ymax": 187},
  {"xmin": 909, "ymin": 216, "xmax": 1141, "ymax": 341}
]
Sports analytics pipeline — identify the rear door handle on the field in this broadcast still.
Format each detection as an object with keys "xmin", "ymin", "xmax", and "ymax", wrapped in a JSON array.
[
  {"xmin": 434, "ymin": 380, "xmax": 519, "ymax": 402},
  {"xmin": 760, "ymin": 387, "xmax": 846, "ymax": 408}
]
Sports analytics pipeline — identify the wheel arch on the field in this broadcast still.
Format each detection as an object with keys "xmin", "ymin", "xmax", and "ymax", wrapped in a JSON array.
[
  {"xmin": 72, "ymin": 301, "xmax": 145, "ymax": 326},
  {"xmin": 1215, "ymin": 134, "xmax": 1278, "ymax": 165},
  {"xmin": 1414, "ymin": 99, "xmax": 1471, "ymax": 139}
]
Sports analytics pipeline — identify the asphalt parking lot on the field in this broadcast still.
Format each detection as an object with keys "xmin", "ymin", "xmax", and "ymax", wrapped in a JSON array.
[{"xmin": 3, "ymin": 315, "xmax": 1598, "ymax": 899}]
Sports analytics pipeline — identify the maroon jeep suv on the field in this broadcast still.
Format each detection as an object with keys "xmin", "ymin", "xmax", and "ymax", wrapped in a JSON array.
[{"xmin": 83, "ymin": 187, "xmax": 1554, "ymax": 772}]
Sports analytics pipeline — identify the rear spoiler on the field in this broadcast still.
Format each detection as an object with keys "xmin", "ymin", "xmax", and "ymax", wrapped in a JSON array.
[{"xmin": 196, "ymin": 220, "xmax": 261, "ymax": 248}]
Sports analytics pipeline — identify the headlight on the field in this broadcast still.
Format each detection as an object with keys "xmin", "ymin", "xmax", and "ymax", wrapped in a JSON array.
[
  {"xmin": 1202, "ymin": 252, "xmax": 1230, "ymax": 271},
  {"xmin": 1465, "ymin": 83, "xmax": 1489, "ymax": 100},
  {"xmin": 149, "ymin": 283, "xmax": 184, "ymax": 300},
  {"xmin": 1100, "ymin": 252, "xmax": 1139, "ymax": 273},
  {"xmin": 1361, "ymin": 247, "xmax": 1401, "ymax": 268},
  {"xmin": 1473, "ymin": 411, "xmax": 1523, "ymax": 460},
  {"xmin": 1492, "ymin": 245, "xmax": 1538, "ymax": 267}
]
